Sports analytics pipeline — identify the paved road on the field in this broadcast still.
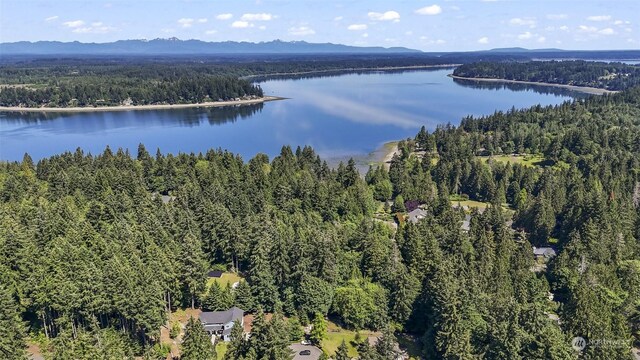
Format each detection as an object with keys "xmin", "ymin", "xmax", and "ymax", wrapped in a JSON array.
[{"xmin": 289, "ymin": 344, "xmax": 322, "ymax": 360}]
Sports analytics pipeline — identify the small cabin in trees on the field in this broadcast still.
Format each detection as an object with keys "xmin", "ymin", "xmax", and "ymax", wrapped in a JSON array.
[
  {"xmin": 533, "ymin": 247, "xmax": 557, "ymax": 260},
  {"xmin": 199, "ymin": 307, "xmax": 244, "ymax": 342}
]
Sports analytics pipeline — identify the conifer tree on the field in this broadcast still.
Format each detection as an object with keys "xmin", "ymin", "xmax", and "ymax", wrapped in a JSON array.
[{"xmin": 181, "ymin": 316, "xmax": 216, "ymax": 360}]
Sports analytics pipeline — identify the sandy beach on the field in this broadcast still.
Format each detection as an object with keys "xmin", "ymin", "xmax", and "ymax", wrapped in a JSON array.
[
  {"xmin": 449, "ymin": 74, "xmax": 618, "ymax": 95},
  {"xmin": 0, "ymin": 96, "xmax": 284, "ymax": 113},
  {"xmin": 382, "ymin": 141, "xmax": 400, "ymax": 170}
]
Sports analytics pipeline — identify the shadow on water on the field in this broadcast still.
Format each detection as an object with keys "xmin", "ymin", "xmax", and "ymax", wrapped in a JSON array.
[{"xmin": 452, "ymin": 77, "xmax": 590, "ymax": 99}]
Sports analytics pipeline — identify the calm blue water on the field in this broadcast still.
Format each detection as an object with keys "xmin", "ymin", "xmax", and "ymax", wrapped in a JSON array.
[{"xmin": 0, "ymin": 69, "xmax": 582, "ymax": 162}]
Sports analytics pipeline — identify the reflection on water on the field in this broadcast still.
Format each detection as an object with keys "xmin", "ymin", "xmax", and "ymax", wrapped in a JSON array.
[
  {"xmin": 0, "ymin": 103, "xmax": 264, "ymax": 128},
  {"xmin": 1, "ymin": 69, "xmax": 580, "ymax": 162}
]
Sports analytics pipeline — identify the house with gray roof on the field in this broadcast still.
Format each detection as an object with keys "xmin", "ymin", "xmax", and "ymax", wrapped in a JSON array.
[
  {"xmin": 407, "ymin": 208, "xmax": 428, "ymax": 224},
  {"xmin": 533, "ymin": 247, "xmax": 557, "ymax": 259},
  {"xmin": 460, "ymin": 214, "xmax": 471, "ymax": 232},
  {"xmin": 199, "ymin": 307, "xmax": 244, "ymax": 341}
]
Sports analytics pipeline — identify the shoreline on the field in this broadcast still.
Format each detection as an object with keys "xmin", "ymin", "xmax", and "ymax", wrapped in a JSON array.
[
  {"xmin": 381, "ymin": 141, "xmax": 400, "ymax": 170},
  {"xmin": 448, "ymin": 74, "xmax": 618, "ymax": 95},
  {"xmin": 0, "ymin": 96, "xmax": 285, "ymax": 113},
  {"xmin": 242, "ymin": 64, "xmax": 462, "ymax": 80}
]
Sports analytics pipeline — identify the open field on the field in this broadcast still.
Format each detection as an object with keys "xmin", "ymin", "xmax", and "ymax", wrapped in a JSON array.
[
  {"xmin": 207, "ymin": 272, "xmax": 243, "ymax": 289},
  {"xmin": 477, "ymin": 154, "xmax": 546, "ymax": 168},
  {"xmin": 322, "ymin": 321, "xmax": 379, "ymax": 357},
  {"xmin": 450, "ymin": 198, "xmax": 490, "ymax": 210}
]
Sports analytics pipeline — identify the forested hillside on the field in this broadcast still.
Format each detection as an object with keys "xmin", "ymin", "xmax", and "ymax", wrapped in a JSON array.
[
  {"xmin": 453, "ymin": 60, "xmax": 640, "ymax": 90},
  {"xmin": 1, "ymin": 87, "xmax": 640, "ymax": 358}
]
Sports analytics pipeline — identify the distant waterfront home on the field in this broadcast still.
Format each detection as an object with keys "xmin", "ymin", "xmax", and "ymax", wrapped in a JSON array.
[
  {"xmin": 533, "ymin": 247, "xmax": 557, "ymax": 260},
  {"xmin": 199, "ymin": 307, "xmax": 244, "ymax": 341}
]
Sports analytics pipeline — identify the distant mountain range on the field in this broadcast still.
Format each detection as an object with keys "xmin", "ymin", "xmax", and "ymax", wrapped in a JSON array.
[
  {"xmin": 0, "ymin": 38, "xmax": 422, "ymax": 55},
  {"xmin": 2, "ymin": 40, "xmax": 638, "ymax": 60}
]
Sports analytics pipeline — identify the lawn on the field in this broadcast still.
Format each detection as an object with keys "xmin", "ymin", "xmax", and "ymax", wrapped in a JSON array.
[
  {"xmin": 477, "ymin": 154, "xmax": 546, "ymax": 168},
  {"xmin": 321, "ymin": 321, "xmax": 378, "ymax": 357},
  {"xmin": 216, "ymin": 341, "xmax": 228, "ymax": 360},
  {"xmin": 450, "ymin": 199, "xmax": 490, "ymax": 210},
  {"xmin": 206, "ymin": 272, "xmax": 243, "ymax": 289}
]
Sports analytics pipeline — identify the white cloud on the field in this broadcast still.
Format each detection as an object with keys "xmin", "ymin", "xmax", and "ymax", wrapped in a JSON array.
[
  {"xmin": 197, "ymin": 18, "xmax": 208, "ymax": 23},
  {"xmin": 546, "ymin": 14, "xmax": 567, "ymax": 20},
  {"xmin": 288, "ymin": 26, "xmax": 315, "ymax": 36},
  {"xmin": 334, "ymin": 16, "xmax": 344, "ymax": 21},
  {"xmin": 347, "ymin": 24, "xmax": 367, "ymax": 31},
  {"xmin": 537, "ymin": 36, "xmax": 546, "ymax": 43},
  {"xmin": 518, "ymin": 31, "xmax": 533, "ymax": 40},
  {"xmin": 598, "ymin": 28, "xmax": 615, "ymax": 35},
  {"xmin": 178, "ymin": 18, "xmax": 194, "ymax": 28},
  {"xmin": 216, "ymin": 14, "xmax": 233, "ymax": 20},
  {"xmin": 559, "ymin": 25, "xmax": 569, "ymax": 31},
  {"xmin": 45, "ymin": 16, "xmax": 59, "ymax": 22},
  {"xmin": 509, "ymin": 17, "xmax": 536, "ymax": 27},
  {"xmin": 368, "ymin": 11, "xmax": 400, "ymax": 22},
  {"xmin": 362, "ymin": 33, "xmax": 369, "ymax": 38},
  {"xmin": 478, "ymin": 36, "xmax": 489, "ymax": 44},
  {"xmin": 587, "ymin": 15, "xmax": 611, "ymax": 21},
  {"xmin": 614, "ymin": 20, "xmax": 623, "ymax": 25},
  {"xmin": 205, "ymin": 30, "xmax": 217, "ymax": 35},
  {"xmin": 231, "ymin": 21, "xmax": 252, "ymax": 28},
  {"xmin": 578, "ymin": 25, "xmax": 598, "ymax": 33},
  {"xmin": 405, "ymin": 31, "xmax": 413, "ymax": 36},
  {"xmin": 241, "ymin": 13, "xmax": 273, "ymax": 21},
  {"xmin": 415, "ymin": 5, "xmax": 442, "ymax": 16},
  {"xmin": 72, "ymin": 23, "xmax": 116, "ymax": 34},
  {"xmin": 63, "ymin": 20, "xmax": 85, "ymax": 28},
  {"xmin": 259, "ymin": 25, "xmax": 266, "ymax": 30}
]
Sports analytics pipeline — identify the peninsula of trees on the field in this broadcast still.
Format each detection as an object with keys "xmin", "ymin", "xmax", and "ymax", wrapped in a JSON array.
[{"xmin": 453, "ymin": 60, "xmax": 640, "ymax": 90}]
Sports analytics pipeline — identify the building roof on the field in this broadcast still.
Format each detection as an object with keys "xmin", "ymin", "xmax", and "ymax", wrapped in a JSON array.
[
  {"xmin": 460, "ymin": 214, "xmax": 471, "ymax": 231},
  {"xmin": 533, "ymin": 247, "xmax": 557, "ymax": 257},
  {"xmin": 207, "ymin": 270, "xmax": 224, "ymax": 278},
  {"xmin": 407, "ymin": 208, "xmax": 428, "ymax": 224},
  {"xmin": 200, "ymin": 307, "xmax": 244, "ymax": 325}
]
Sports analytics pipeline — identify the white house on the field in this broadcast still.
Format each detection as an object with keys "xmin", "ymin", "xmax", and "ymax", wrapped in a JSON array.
[{"xmin": 199, "ymin": 307, "xmax": 244, "ymax": 342}]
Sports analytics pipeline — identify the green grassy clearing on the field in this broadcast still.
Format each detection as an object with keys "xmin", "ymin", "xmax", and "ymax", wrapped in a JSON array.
[
  {"xmin": 321, "ymin": 321, "xmax": 378, "ymax": 357},
  {"xmin": 206, "ymin": 272, "xmax": 243, "ymax": 289},
  {"xmin": 216, "ymin": 341, "xmax": 228, "ymax": 359},
  {"xmin": 477, "ymin": 154, "xmax": 545, "ymax": 168}
]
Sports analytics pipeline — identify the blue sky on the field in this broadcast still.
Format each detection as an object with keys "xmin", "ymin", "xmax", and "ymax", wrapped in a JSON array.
[{"xmin": 1, "ymin": 0, "xmax": 638, "ymax": 51}]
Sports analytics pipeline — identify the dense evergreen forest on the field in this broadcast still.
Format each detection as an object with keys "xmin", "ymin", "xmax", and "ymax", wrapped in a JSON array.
[
  {"xmin": 453, "ymin": 60, "xmax": 640, "ymax": 90},
  {"xmin": 2, "ymin": 84, "xmax": 640, "ymax": 358},
  {"xmin": 0, "ymin": 69, "xmax": 263, "ymax": 108}
]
